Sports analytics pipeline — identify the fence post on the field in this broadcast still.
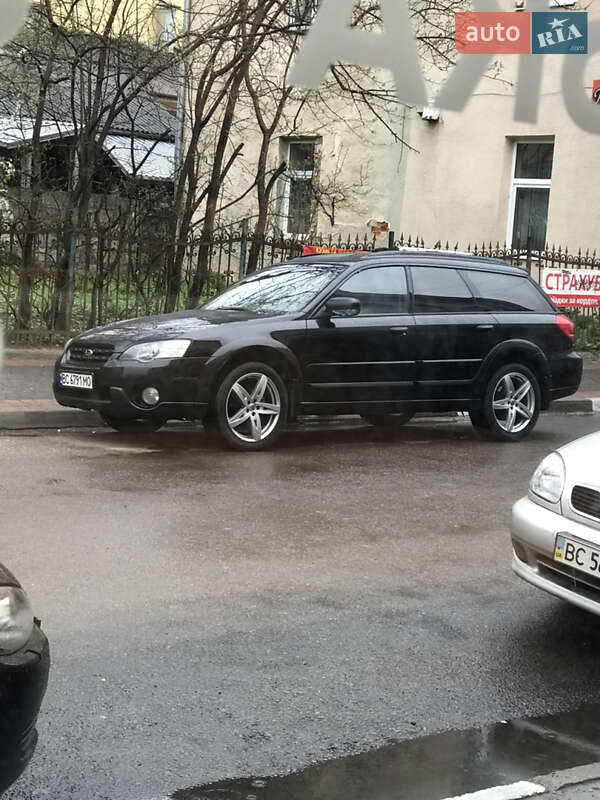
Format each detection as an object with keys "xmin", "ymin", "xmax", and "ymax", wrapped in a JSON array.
[
  {"xmin": 239, "ymin": 219, "xmax": 248, "ymax": 280},
  {"xmin": 526, "ymin": 235, "xmax": 532, "ymax": 275},
  {"xmin": 388, "ymin": 230, "xmax": 395, "ymax": 249}
]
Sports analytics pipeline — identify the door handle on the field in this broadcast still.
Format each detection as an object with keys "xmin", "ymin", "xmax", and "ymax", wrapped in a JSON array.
[
  {"xmin": 476, "ymin": 324, "xmax": 494, "ymax": 331},
  {"xmin": 390, "ymin": 326, "xmax": 409, "ymax": 336}
]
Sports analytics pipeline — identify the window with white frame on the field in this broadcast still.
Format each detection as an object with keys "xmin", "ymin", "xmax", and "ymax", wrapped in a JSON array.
[
  {"xmin": 289, "ymin": 0, "xmax": 319, "ymax": 31},
  {"xmin": 507, "ymin": 140, "xmax": 554, "ymax": 251},
  {"xmin": 280, "ymin": 139, "xmax": 320, "ymax": 237},
  {"xmin": 154, "ymin": 2, "xmax": 177, "ymax": 46}
]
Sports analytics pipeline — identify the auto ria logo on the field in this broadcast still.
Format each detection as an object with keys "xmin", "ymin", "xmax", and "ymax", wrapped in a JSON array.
[{"xmin": 455, "ymin": 11, "xmax": 588, "ymax": 54}]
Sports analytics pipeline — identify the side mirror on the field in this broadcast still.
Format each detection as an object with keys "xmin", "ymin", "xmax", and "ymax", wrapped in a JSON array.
[{"xmin": 324, "ymin": 296, "xmax": 361, "ymax": 318}]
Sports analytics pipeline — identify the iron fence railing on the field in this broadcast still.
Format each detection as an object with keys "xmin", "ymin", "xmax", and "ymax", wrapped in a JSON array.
[{"xmin": 1, "ymin": 222, "xmax": 599, "ymax": 344}]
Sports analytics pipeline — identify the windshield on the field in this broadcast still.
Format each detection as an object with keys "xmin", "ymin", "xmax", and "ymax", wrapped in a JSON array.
[{"xmin": 203, "ymin": 266, "xmax": 340, "ymax": 315}]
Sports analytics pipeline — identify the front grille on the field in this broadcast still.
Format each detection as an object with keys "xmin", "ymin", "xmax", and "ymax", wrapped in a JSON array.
[
  {"xmin": 571, "ymin": 485, "xmax": 600, "ymax": 522},
  {"xmin": 538, "ymin": 555, "xmax": 600, "ymax": 598},
  {"xmin": 68, "ymin": 342, "xmax": 114, "ymax": 366}
]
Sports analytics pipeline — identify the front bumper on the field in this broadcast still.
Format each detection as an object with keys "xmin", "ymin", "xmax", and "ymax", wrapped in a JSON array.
[
  {"xmin": 0, "ymin": 623, "xmax": 50, "ymax": 793},
  {"xmin": 511, "ymin": 495, "xmax": 600, "ymax": 616},
  {"xmin": 53, "ymin": 356, "xmax": 211, "ymax": 421}
]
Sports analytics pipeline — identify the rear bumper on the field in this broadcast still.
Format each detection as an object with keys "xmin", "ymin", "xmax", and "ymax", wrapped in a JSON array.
[
  {"xmin": 53, "ymin": 356, "xmax": 211, "ymax": 421},
  {"xmin": 549, "ymin": 351, "xmax": 583, "ymax": 403},
  {"xmin": 0, "ymin": 624, "xmax": 50, "ymax": 793}
]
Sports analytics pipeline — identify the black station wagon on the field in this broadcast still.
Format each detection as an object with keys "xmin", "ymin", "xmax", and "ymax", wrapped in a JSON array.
[{"xmin": 53, "ymin": 250, "xmax": 582, "ymax": 451}]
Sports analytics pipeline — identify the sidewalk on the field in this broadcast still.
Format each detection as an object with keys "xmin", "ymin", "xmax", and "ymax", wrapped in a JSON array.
[{"xmin": 1, "ymin": 348, "xmax": 600, "ymax": 430}]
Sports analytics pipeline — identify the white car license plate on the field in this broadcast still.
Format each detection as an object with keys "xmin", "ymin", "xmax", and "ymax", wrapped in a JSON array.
[
  {"xmin": 554, "ymin": 534, "xmax": 600, "ymax": 577},
  {"xmin": 59, "ymin": 372, "xmax": 93, "ymax": 390}
]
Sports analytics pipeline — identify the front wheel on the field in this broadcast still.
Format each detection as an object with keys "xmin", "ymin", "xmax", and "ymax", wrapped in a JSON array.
[
  {"xmin": 212, "ymin": 363, "xmax": 288, "ymax": 451},
  {"xmin": 476, "ymin": 363, "xmax": 541, "ymax": 441},
  {"xmin": 100, "ymin": 414, "xmax": 165, "ymax": 433}
]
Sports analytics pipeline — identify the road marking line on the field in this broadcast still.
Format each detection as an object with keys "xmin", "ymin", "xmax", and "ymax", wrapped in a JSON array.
[{"xmin": 442, "ymin": 781, "xmax": 546, "ymax": 800}]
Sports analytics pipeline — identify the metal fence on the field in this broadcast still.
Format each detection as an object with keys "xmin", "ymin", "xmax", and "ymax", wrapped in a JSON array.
[{"xmin": 1, "ymin": 221, "xmax": 599, "ymax": 345}]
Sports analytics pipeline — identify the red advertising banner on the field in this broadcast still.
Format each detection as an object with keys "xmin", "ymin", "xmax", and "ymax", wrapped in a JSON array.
[
  {"xmin": 302, "ymin": 245, "xmax": 367, "ymax": 256},
  {"xmin": 542, "ymin": 268, "xmax": 600, "ymax": 309},
  {"xmin": 593, "ymin": 79, "xmax": 600, "ymax": 103}
]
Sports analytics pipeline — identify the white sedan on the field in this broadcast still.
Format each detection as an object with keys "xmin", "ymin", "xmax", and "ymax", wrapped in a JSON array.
[{"xmin": 512, "ymin": 431, "xmax": 600, "ymax": 615}]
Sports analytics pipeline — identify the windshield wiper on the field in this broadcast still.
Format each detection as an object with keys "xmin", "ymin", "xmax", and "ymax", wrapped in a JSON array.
[{"xmin": 214, "ymin": 306, "xmax": 248, "ymax": 311}]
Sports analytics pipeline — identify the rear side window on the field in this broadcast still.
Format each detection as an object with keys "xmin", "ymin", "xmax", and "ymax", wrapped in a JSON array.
[
  {"xmin": 411, "ymin": 267, "xmax": 474, "ymax": 313},
  {"xmin": 465, "ymin": 270, "xmax": 553, "ymax": 312},
  {"xmin": 336, "ymin": 266, "xmax": 409, "ymax": 315}
]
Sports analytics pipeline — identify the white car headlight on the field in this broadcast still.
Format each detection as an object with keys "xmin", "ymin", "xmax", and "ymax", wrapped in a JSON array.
[
  {"xmin": 530, "ymin": 452, "xmax": 566, "ymax": 504},
  {"xmin": 120, "ymin": 339, "xmax": 191, "ymax": 363},
  {"xmin": 0, "ymin": 586, "xmax": 34, "ymax": 655}
]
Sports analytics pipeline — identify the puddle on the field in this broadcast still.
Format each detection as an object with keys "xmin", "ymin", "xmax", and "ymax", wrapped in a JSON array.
[{"xmin": 173, "ymin": 704, "xmax": 600, "ymax": 800}]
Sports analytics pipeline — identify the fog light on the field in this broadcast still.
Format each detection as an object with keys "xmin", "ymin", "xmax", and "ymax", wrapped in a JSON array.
[{"xmin": 142, "ymin": 387, "xmax": 160, "ymax": 407}]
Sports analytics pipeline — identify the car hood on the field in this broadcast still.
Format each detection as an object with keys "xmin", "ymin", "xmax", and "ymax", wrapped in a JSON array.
[{"xmin": 75, "ymin": 309, "xmax": 268, "ymax": 350}]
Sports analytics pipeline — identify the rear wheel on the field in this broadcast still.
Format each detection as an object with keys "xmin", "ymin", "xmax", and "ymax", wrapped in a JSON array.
[
  {"xmin": 212, "ymin": 362, "xmax": 288, "ymax": 451},
  {"xmin": 100, "ymin": 414, "xmax": 165, "ymax": 434},
  {"xmin": 474, "ymin": 363, "xmax": 541, "ymax": 441},
  {"xmin": 361, "ymin": 411, "xmax": 415, "ymax": 427}
]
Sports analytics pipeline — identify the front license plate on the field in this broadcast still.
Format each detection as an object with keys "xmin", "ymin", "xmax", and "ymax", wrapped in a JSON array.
[
  {"xmin": 554, "ymin": 533, "xmax": 600, "ymax": 577},
  {"xmin": 59, "ymin": 372, "xmax": 93, "ymax": 390}
]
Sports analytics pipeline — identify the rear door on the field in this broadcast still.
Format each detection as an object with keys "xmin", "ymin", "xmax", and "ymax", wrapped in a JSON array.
[
  {"xmin": 410, "ymin": 265, "xmax": 499, "ymax": 401},
  {"xmin": 300, "ymin": 265, "xmax": 416, "ymax": 410}
]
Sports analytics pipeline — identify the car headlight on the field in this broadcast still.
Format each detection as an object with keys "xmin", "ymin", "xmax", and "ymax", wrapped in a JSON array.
[
  {"xmin": 0, "ymin": 586, "xmax": 34, "ymax": 655},
  {"xmin": 120, "ymin": 339, "xmax": 191, "ymax": 363},
  {"xmin": 530, "ymin": 452, "xmax": 566, "ymax": 504}
]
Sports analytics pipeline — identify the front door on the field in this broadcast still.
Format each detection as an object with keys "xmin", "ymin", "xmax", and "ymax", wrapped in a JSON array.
[{"xmin": 298, "ymin": 265, "xmax": 416, "ymax": 413}]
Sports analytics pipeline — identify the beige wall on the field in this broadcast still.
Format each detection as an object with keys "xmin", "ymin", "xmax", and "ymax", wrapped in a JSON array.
[{"xmin": 398, "ymin": 3, "xmax": 600, "ymax": 251}]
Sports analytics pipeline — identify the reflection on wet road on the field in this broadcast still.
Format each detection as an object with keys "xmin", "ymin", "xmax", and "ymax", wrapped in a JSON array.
[{"xmin": 174, "ymin": 704, "xmax": 600, "ymax": 800}]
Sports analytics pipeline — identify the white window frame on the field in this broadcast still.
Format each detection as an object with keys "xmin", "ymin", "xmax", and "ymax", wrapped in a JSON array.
[
  {"xmin": 506, "ymin": 139, "xmax": 553, "ymax": 250},
  {"xmin": 280, "ymin": 139, "xmax": 317, "ymax": 238},
  {"xmin": 155, "ymin": 2, "xmax": 177, "ymax": 46},
  {"xmin": 289, "ymin": 0, "xmax": 319, "ymax": 31}
]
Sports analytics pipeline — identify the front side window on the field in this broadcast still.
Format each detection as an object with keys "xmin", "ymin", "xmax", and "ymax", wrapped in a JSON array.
[
  {"xmin": 465, "ymin": 270, "xmax": 553, "ymax": 313},
  {"xmin": 203, "ymin": 266, "xmax": 339, "ymax": 316},
  {"xmin": 411, "ymin": 267, "xmax": 474, "ymax": 313},
  {"xmin": 280, "ymin": 139, "xmax": 319, "ymax": 236},
  {"xmin": 508, "ymin": 141, "xmax": 554, "ymax": 250},
  {"xmin": 335, "ymin": 266, "xmax": 409, "ymax": 315}
]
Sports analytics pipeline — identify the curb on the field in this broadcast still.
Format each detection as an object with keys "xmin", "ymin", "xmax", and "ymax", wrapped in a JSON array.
[
  {"xmin": 550, "ymin": 398, "xmax": 600, "ymax": 414},
  {"xmin": 0, "ymin": 409, "xmax": 102, "ymax": 430},
  {"xmin": 0, "ymin": 399, "xmax": 598, "ymax": 432}
]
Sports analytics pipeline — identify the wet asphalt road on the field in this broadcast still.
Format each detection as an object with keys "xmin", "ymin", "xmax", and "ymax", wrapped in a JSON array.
[{"xmin": 2, "ymin": 414, "xmax": 600, "ymax": 799}]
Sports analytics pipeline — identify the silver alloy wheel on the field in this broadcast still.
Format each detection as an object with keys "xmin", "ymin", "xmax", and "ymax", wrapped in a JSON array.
[
  {"xmin": 225, "ymin": 372, "xmax": 281, "ymax": 443},
  {"xmin": 492, "ymin": 371, "xmax": 536, "ymax": 434}
]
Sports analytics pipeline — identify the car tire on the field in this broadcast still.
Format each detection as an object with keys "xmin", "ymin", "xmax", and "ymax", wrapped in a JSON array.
[
  {"xmin": 212, "ymin": 362, "xmax": 288, "ymax": 451},
  {"xmin": 478, "ymin": 363, "xmax": 541, "ymax": 441},
  {"xmin": 100, "ymin": 414, "xmax": 165, "ymax": 433},
  {"xmin": 361, "ymin": 411, "xmax": 415, "ymax": 427},
  {"xmin": 468, "ymin": 408, "xmax": 489, "ymax": 431}
]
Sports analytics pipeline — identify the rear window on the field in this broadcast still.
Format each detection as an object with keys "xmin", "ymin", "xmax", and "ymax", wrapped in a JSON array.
[
  {"xmin": 411, "ymin": 266, "xmax": 475, "ymax": 313},
  {"xmin": 464, "ymin": 270, "xmax": 553, "ymax": 313}
]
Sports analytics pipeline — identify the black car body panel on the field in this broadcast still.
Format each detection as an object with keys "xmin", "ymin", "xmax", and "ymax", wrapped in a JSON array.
[
  {"xmin": 0, "ymin": 568, "xmax": 49, "ymax": 795},
  {"xmin": 53, "ymin": 251, "xmax": 583, "ymax": 424}
]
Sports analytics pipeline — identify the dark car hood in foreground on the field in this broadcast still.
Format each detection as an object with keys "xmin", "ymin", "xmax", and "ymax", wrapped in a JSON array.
[{"xmin": 75, "ymin": 308, "xmax": 274, "ymax": 350}]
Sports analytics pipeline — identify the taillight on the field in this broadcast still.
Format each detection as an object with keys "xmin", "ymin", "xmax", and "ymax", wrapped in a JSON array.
[{"xmin": 556, "ymin": 314, "xmax": 575, "ymax": 343}]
